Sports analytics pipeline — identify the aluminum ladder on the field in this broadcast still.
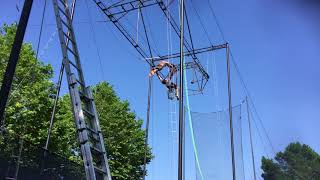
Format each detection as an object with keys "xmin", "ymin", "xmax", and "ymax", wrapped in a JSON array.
[{"xmin": 52, "ymin": 0, "xmax": 112, "ymax": 179}]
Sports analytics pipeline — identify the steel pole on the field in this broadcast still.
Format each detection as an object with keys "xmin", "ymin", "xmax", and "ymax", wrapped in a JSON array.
[
  {"xmin": 226, "ymin": 43, "xmax": 236, "ymax": 180},
  {"xmin": 246, "ymin": 97, "xmax": 257, "ymax": 180},
  {"xmin": 0, "ymin": 0, "xmax": 34, "ymax": 126},
  {"xmin": 178, "ymin": 0, "xmax": 185, "ymax": 179}
]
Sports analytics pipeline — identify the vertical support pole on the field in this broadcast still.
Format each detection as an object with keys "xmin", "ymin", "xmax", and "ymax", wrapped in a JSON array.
[
  {"xmin": 246, "ymin": 97, "xmax": 257, "ymax": 180},
  {"xmin": 0, "ymin": 0, "xmax": 34, "ymax": 125},
  {"xmin": 226, "ymin": 43, "xmax": 236, "ymax": 180},
  {"xmin": 178, "ymin": 0, "xmax": 185, "ymax": 179}
]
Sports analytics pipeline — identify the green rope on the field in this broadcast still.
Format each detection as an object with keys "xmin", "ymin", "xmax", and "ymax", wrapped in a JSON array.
[{"xmin": 184, "ymin": 64, "xmax": 205, "ymax": 180}]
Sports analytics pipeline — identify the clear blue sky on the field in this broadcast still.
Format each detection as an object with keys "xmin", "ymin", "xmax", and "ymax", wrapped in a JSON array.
[{"xmin": 1, "ymin": 0, "xmax": 320, "ymax": 179}]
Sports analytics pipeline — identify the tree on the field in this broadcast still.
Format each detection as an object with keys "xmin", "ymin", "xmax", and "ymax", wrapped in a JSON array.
[
  {"xmin": 55, "ymin": 82, "xmax": 153, "ymax": 179},
  {"xmin": 0, "ymin": 24, "xmax": 55, "ymax": 147},
  {"xmin": 261, "ymin": 142, "xmax": 320, "ymax": 180},
  {"xmin": 0, "ymin": 24, "xmax": 152, "ymax": 179}
]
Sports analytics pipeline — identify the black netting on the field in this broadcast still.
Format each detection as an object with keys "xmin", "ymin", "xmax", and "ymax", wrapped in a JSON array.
[
  {"xmin": 191, "ymin": 105, "xmax": 245, "ymax": 180},
  {"xmin": 0, "ymin": 133, "xmax": 85, "ymax": 180}
]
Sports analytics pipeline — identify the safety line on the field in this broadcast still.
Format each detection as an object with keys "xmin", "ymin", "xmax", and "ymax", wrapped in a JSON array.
[
  {"xmin": 184, "ymin": 64, "xmax": 205, "ymax": 180},
  {"xmin": 35, "ymin": 0, "xmax": 47, "ymax": 59}
]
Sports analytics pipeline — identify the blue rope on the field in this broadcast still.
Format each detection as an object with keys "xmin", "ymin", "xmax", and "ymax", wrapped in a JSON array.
[{"xmin": 184, "ymin": 64, "xmax": 205, "ymax": 180}]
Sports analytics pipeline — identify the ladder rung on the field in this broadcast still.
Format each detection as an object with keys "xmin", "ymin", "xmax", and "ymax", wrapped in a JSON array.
[
  {"xmin": 79, "ymin": 91, "xmax": 92, "ymax": 101},
  {"xmin": 94, "ymin": 166, "xmax": 107, "ymax": 174},
  {"xmin": 91, "ymin": 146, "xmax": 104, "ymax": 155},
  {"xmin": 5, "ymin": 178, "xmax": 16, "ymax": 180},
  {"xmin": 58, "ymin": 6, "xmax": 69, "ymax": 19},
  {"xmin": 68, "ymin": 59, "xmax": 80, "ymax": 71},
  {"xmin": 62, "ymin": 31, "xmax": 76, "ymax": 45},
  {"xmin": 58, "ymin": 0, "xmax": 67, "ymax": 8},
  {"xmin": 61, "ymin": 20, "xmax": 74, "ymax": 37},
  {"xmin": 61, "ymin": 19, "xmax": 72, "ymax": 32},
  {"xmin": 66, "ymin": 46, "xmax": 78, "ymax": 57},
  {"xmin": 87, "ymin": 126, "xmax": 99, "ymax": 135},
  {"xmin": 88, "ymin": 134, "xmax": 100, "ymax": 143},
  {"xmin": 83, "ymin": 108, "xmax": 95, "ymax": 118},
  {"xmin": 75, "ymin": 78, "xmax": 85, "ymax": 87}
]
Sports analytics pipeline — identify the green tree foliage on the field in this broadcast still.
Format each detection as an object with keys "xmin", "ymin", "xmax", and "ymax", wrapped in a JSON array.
[
  {"xmin": 93, "ymin": 82, "xmax": 152, "ymax": 179},
  {"xmin": 261, "ymin": 142, "xmax": 320, "ymax": 180},
  {"xmin": 0, "ymin": 24, "xmax": 152, "ymax": 179},
  {"xmin": 0, "ymin": 24, "xmax": 54, "ymax": 146},
  {"xmin": 55, "ymin": 82, "xmax": 153, "ymax": 179}
]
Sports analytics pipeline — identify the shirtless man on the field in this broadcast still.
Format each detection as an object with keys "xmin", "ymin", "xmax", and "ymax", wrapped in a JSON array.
[{"xmin": 149, "ymin": 61, "xmax": 179, "ymax": 99}]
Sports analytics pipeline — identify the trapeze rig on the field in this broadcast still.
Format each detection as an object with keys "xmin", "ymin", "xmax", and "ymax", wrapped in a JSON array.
[
  {"xmin": 93, "ymin": 0, "xmax": 228, "ymax": 98},
  {"xmin": 0, "ymin": 0, "xmax": 232, "ymax": 180}
]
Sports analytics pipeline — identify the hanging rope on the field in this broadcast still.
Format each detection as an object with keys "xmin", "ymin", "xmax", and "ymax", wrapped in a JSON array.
[
  {"xmin": 139, "ymin": 6, "xmax": 153, "ymax": 60},
  {"xmin": 35, "ymin": 0, "xmax": 47, "ymax": 59},
  {"xmin": 143, "ymin": 75, "xmax": 153, "ymax": 180},
  {"xmin": 84, "ymin": 0, "xmax": 105, "ymax": 80}
]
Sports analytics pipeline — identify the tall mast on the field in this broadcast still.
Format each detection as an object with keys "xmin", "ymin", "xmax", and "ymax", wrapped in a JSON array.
[{"xmin": 178, "ymin": 0, "xmax": 185, "ymax": 179}]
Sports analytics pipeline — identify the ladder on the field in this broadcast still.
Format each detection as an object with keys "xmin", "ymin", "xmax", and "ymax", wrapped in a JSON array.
[
  {"xmin": 52, "ymin": 0, "xmax": 112, "ymax": 179},
  {"xmin": 169, "ymin": 100, "xmax": 178, "ymax": 178},
  {"xmin": 5, "ymin": 138, "xmax": 24, "ymax": 180},
  {"xmin": 169, "ymin": 100, "xmax": 178, "ymax": 142}
]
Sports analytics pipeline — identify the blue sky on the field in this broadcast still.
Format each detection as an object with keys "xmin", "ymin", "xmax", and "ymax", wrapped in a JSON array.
[{"xmin": 1, "ymin": 0, "xmax": 320, "ymax": 179}]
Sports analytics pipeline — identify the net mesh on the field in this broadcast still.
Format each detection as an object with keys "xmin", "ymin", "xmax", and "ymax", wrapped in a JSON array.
[
  {"xmin": 191, "ymin": 105, "xmax": 245, "ymax": 180},
  {"xmin": 0, "ymin": 133, "xmax": 85, "ymax": 179}
]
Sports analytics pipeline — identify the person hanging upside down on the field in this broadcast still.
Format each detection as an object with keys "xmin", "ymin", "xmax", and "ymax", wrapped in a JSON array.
[{"xmin": 149, "ymin": 61, "xmax": 179, "ymax": 100}]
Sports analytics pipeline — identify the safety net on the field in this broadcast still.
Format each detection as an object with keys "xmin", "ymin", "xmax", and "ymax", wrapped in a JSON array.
[
  {"xmin": 191, "ymin": 105, "xmax": 245, "ymax": 180},
  {"xmin": 0, "ymin": 133, "xmax": 85, "ymax": 179}
]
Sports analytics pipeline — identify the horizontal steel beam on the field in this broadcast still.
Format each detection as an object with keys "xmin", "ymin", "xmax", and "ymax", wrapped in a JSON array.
[
  {"xmin": 146, "ymin": 43, "xmax": 227, "ymax": 62},
  {"xmin": 105, "ymin": 0, "xmax": 158, "ymax": 16}
]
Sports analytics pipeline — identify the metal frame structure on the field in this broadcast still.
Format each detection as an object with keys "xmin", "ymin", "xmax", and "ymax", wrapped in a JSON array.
[
  {"xmin": 93, "ymin": 0, "xmax": 226, "ymax": 94},
  {"xmin": 92, "ymin": 1, "xmax": 231, "ymax": 179},
  {"xmin": 51, "ymin": 0, "xmax": 112, "ymax": 179},
  {"xmin": 0, "ymin": 0, "xmax": 236, "ymax": 179}
]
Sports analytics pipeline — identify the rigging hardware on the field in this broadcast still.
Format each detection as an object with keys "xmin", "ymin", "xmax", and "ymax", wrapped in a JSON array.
[{"xmin": 93, "ymin": 0, "xmax": 227, "ymax": 94}]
